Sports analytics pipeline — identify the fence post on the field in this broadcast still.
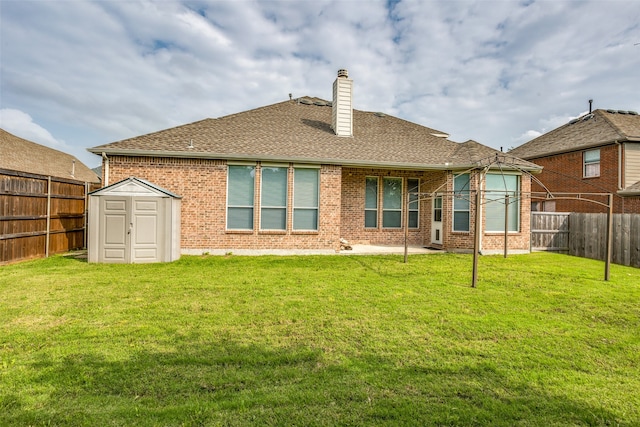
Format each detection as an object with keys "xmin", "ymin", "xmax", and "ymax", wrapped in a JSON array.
[{"xmin": 45, "ymin": 176, "xmax": 52, "ymax": 258}]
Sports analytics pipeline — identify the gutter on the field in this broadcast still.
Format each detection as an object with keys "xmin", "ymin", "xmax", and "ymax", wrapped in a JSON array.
[{"xmin": 88, "ymin": 148, "xmax": 542, "ymax": 172}]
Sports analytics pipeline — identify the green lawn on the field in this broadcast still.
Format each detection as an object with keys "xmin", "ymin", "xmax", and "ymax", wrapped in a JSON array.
[{"xmin": 1, "ymin": 252, "xmax": 639, "ymax": 426}]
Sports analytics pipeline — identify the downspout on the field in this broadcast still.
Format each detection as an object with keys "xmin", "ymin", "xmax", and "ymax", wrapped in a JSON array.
[
  {"xmin": 616, "ymin": 141, "xmax": 623, "ymax": 190},
  {"xmin": 102, "ymin": 152, "xmax": 109, "ymax": 186}
]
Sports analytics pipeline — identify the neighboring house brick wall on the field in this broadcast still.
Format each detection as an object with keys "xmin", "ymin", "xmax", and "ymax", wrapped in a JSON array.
[{"xmin": 528, "ymin": 145, "xmax": 633, "ymax": 213}]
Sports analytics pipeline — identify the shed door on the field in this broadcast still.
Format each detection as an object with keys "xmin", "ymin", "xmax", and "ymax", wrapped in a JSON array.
[
  {"xmin": 131, "ymin": 198, "xmax": 163, "ymax": 263},
  {"xmin": 101, "ymin": 197, "xmax": 129, "ymax": 263},
  {"xmin": 100, "ymin": 196, "xmax": 163, "ymax": 263}
]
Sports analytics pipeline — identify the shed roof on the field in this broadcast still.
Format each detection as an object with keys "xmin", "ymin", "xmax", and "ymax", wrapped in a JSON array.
[
  {"xmin": 89, "ymin": 176, "xmax": 181, "ymax": 198},
  {"xmin": 90, "ymin": 97, "xmax": 539, "ymax": 171},
  {"xmin": 509, "ymin": 109, "xmax": 640, "ymax": 160},
  {"xmin": 1, "ymin": 128, "xmax": 100, "ymax": 182}
]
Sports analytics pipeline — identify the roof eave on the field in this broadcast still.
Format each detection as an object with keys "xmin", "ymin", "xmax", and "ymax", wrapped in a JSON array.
[
  {"xmin": 513, "ymin": 138, "xmax": 634, "ymax": 160},
  {"xmin": 89, "ymin": 148, "xmax": 537, "ymax": 172}
]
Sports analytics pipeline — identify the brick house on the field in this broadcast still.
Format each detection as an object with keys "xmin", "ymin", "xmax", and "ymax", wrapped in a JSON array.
[
  {"xmin": 89, "ymin": 70, "xmax": 540, "ymax": 255},
  {"xmin": 509, "ymin": 108, "xmax": 640, "ymax": 213}
]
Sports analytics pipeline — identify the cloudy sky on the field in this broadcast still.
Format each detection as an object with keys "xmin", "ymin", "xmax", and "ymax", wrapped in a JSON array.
[{"xmin": 1, "ymin": 0, "xmax": 639, "ymax": 168}]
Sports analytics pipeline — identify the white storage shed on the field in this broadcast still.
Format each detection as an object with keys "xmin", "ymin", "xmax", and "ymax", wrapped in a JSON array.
[{"xmin": 88, "ymin": 177, "xmax": 181, "ymax": 263}]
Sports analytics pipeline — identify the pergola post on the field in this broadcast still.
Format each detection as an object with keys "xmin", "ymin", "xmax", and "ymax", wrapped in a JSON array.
[
  {"xmin": 605, "ymin": 193, "xmax": 613, "ymax": 281},
  {"xmin": 472, "ymin": 190, "xmax": 481, "ymax": 288}
]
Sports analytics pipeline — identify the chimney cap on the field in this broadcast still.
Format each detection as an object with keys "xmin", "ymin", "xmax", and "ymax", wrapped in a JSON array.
[{"xmin": 337, "ymin": 69, "xmax": 349, "ymax": 78}]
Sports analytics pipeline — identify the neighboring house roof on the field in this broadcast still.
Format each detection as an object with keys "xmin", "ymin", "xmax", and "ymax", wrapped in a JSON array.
[
  {"xmin": 0, "ymin": 128, "xmax": 100, "ymax": 182},
  {"xmin": 89, "ymin": 97, "xmax": 540, "ymax": 171},
  {"xmin": 509, "ymin": 109, "xmax": 640, "ymax": 160},
  {"xmin": 618, "ymin": 180, "xmax": 640, "ymax": 196}
]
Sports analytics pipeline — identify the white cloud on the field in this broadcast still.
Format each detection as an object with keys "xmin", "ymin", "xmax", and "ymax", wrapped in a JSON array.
[
  {"xmin": 0, "ymin": 0, "xmax": 639, "ymax": 161},
  {"xmin": 0, "ymin": 108, "xmax": 63, "ymax": 149}
]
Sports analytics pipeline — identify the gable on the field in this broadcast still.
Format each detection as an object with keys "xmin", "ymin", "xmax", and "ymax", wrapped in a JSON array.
[
  {"xmin": 509, "ymin": 110, "xmax": 632, "ymax": 160},
  {"xmin": 90, "ymin": 177, "xmax": 181, "ymax": 198}
]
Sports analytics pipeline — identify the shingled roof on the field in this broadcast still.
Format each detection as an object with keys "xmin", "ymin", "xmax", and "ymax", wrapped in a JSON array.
[
  {"xmin": 89, "ymin": 97, "xmax": 539, "ymax": 171},
  {"xmin": 509, "ymin": 109, "xmax": 640, "ymax": 160},
  {"xmin": 1, "ymin": 128, "xmax": 100, "ymax": 182}
]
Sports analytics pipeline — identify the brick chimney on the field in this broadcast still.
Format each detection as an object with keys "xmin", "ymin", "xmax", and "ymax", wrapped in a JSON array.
[{"xmin": 331, "ymin": 69, "xmax": 353, "ymax": 137}]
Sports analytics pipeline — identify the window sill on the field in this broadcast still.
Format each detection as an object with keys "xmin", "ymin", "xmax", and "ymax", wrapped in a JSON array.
[
  {"xmin": 226, "ymin": 230, "xmax": 254, "ymax": 234},
  {"xmin": 291, "ymin": 230, "xmax": 319, "ymax": 235},
  {"xmin": 259, "ymin": 230, "xmax": 287, "ymax": 235},
  {"xmin": 582, "ymin": 175, "xmax": 600, "ymax": 179}
]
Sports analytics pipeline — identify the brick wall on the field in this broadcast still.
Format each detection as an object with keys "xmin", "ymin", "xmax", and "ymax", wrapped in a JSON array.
[
  {"xmin": 340, "ymin": 168, "xmax": 447, "ymax": 246},
  {"xmin": 107, "ymin": 156, "xmax": 341, "ymax": 252},
  {"xmin": 529, "ymin": 145, "xmax": 639, "ymax": 213},
  {"xmin": 106, "ymin": 157, "xmax": 533, "ymax": 253}
]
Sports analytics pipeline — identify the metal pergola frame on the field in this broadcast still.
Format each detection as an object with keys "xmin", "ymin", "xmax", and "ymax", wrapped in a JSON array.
[{"xmin": 401, "ymin": 154, "xmax": 614, "ymax": 288}]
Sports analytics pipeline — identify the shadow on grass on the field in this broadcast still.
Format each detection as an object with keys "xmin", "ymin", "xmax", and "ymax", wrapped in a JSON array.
[{"xmin": 2, "ymin": 340, "xmax": 627, "ymax": 426}]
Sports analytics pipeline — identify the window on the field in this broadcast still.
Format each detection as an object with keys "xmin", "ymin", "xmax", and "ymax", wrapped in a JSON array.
[
  {"xmin": 227, "ymin": 165, "xmax": 255, "ymax": 230},
  {"xmin": 383, "ymin": 177, "xmax": 403, "ymax": 228},
  {"xmin": 453, "ymin": 174, "xmax": 470, "ymax": 232},
  {"xmin": 260, "ymin": 166, "xmax": 288, "ymax": 230},
  {"xmin": 365, "ymin": 177, "xmax": 378, "ymax": 228},
  {"xmin": 485, "ymin": 174, "xmax": 520, "ymax": 232},
  {"xmin": 407, "ymin": 178, "xmax": 419, "ymax": 228},
  {"xmin": 293, "ymin": 168, "xmax": 319, "ymax": 230},
  {"xmin": 584, "ymin": 149, "xmax": 600, "ymax": 178},
  {"xmin": 433, "ymin": 196, "xmax": 442, "ymax": 222}
]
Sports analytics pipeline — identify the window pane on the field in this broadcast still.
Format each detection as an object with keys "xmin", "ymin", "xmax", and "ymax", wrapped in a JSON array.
[
  {"xmin": 227, "ymin": 207, "xmax": 253, "ymax": 229},
  {"xmin": 383, "ymin": 211, "xmax": 402, "ymax": 228},
  {"xmin": 294, "ymin": 168, "xmax": 319, "ymax": 207},
  {"xmin": 365, "ymin": 210, "xmax": 377, "ymax": 228},
  {"xmin": 383, "ymin": 178, "xmax": 402, "ymax": 209},
  {"xmin": 454, "ymin": 174, "xmax": 470, "ymax": 210},
  {"xmin": 261, "ymin": 167, "xmax": 287, "ymax": 207},
  {"xmin": 408, "ymin": 178, "xmax": 419, "ymax": 208},
  {"xmin": 485, "ymin": 174, "xmax": 519, "ymax": 232},
  {"xmin": 228, "ymin": 166, "xmax": 255, "ymax": 206},
  {"xmin": 585, "ymin": 163, "xmax": 600, "ymax": 177},
  {"xmin": 294, "ymin": 209, "xmax": 317, "ymax": 230},
  {"xmin": 454, "ymin": 211, "xmax": 470, "ymax": 232},
  {"xmin": 365, "ymin": 177, "xmax": 378, "ymax": 209},
  {"xmin": 409, "ymin": 211, "xmax": 418, "ymax": 228},
  {"xmin": 261, "ymin": 207, "xmax": 286, "ymax": 230},
  {"xmin": 584, "ymin": 149, "xmax": 600, "ymax": 162}
]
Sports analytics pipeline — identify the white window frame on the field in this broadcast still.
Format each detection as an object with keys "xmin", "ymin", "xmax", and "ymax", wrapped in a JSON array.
[
  {"xmin": 226, "ymin": 164, "xmax": 256, "ymax": 231},
  {"xmin": 453, "ymin": 173, "xmax": 470, "ymax": 232},
  {"xmin": 485, "ymin": 173, "xmax": 520, "ymax": 233},
  {"xmin": 293, "ymin": 166, "xmax": 320, "ymax": 231},
  {"xmin": 365, "ymin": 176, "xmax": 379, "ymax": 228},
  {"xmin": 583, "ymin": 149, "xmax": 600, "ymax": 178},
  {"xmin": 382, "ymin": 177, "xmax": 403, "ymax": 228},
  {"xmin": 260, "ymin": 164, "xmax": 288, "ymax": 231}
]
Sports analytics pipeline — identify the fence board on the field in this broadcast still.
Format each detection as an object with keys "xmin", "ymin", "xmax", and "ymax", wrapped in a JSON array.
[
  {"xmin": 568, "ymin": 212, "xmax": 640, "ymax": 268},
  {"xmin": 532, "ymin": 212, "xmax": 639, "ymax": 268},
  {"xmin": 0, "ymin": 169, "xmax": 98, "ymax": 265},
  {"xmin": 531, "ymin": 212, "xmax": 570, "ymax": 252}
]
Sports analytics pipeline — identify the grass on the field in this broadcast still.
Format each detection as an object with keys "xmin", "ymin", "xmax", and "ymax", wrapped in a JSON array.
[{"xmin": 1, "ymin": 252, "xmax": 639, "ymax": 426}]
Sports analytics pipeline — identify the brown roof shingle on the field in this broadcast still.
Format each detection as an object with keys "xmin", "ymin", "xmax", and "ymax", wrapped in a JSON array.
[
  {"xmin": 90, "ymin": 98, "xmax": 539, "ymax": 171},
  {"xmin": 0, "ymin": 128, "xmax": 100, "ymax": 183},
  {"xmin": 509, "ymin": 109, "xmax": 640, "ymax": 160}
]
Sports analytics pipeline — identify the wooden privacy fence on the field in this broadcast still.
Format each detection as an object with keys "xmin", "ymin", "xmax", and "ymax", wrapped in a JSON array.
[
  {"xmin": 0, "ymin": 169, "xmax": 100, "ymax": 265},
  {"xmin": 532, "ymin": 212, "xmax": 640, "ymax": 268},
  {"xmin": 531, "ymin": 212, "xmax": 570, "ymax": 253}
]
